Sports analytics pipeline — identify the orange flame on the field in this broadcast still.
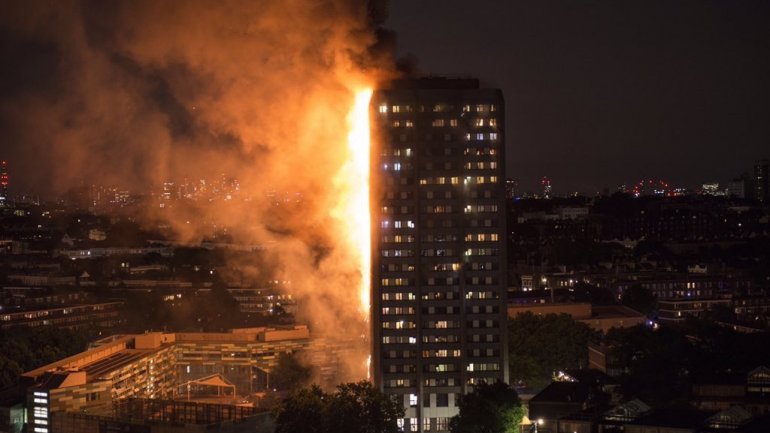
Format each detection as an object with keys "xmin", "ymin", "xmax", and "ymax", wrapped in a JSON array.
[{"xmin": 333, "ymin": 88, "xmax": 372, "ymax": 319}]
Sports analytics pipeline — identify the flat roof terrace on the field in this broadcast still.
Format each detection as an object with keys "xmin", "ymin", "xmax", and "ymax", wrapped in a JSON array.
[{"xmin": 82, "ymin": 350, "xmax": 154, "ymax": 380}]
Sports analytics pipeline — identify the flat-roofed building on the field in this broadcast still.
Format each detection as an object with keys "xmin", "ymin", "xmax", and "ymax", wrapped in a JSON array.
[{"xmin": 18, "ymin": 326, "xmax": 329, "ymax": 433}]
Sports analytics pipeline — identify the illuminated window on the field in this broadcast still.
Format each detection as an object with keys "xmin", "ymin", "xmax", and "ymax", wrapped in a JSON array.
[
  {"xmin": 409, "ymin": 394, "xmax": 418, "ymax": 407},
  {"xmin": 410, "ymin": 418, "xmax": 418, "ymax": 432},
  {"xmin": 379, "ymin": 104, "xmax": 388, "ymax": 113},
  {"xmin": 437, "ymin": 418, "xmax": 449, "ymax": 430},
  {"xmin": 424, "ymin": 418, "xmax": 432, "ymax": 431}
]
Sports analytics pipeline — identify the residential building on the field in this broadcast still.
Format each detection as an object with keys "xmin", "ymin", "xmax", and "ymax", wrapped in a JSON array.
[
  {"xmin": 755, "ymin": 159, "xmax": 769, "ymax": 202},
  {"xmin": 370, "ymin": 77, "xmax": 508, "ymax": 432},
  {"xmin": 0, "ymin": 302, "xmax": 124, "ymax": 330},
  {"xmin": 15, "ymin": 327, "xmax": 320, "ymax": 433}
]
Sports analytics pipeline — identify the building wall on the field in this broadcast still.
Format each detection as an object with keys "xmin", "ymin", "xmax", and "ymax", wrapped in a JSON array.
[{"xmin": 371, "ymin": 78, "xmax": 508, "ymax": 432}]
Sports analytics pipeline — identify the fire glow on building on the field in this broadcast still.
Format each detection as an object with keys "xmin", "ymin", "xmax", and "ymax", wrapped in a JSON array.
[{"xmin": 339, "ymin": 89, "xmax": 374, "ymax": 318}]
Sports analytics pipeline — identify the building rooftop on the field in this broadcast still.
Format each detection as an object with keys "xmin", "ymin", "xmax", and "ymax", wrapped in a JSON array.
[
  {"xmin": 83, "ymin": 350, "xmax": 153, "ymax": 380},
  {"xmin": 23, "ymin": 326, "xmax": 312, "ymax": 385},
  {"xmin": 591, "ymin": 305, "xmax": 645, "ymax": 319},
  {"xmin": 530, "ymin": 382, "xmax": 590, "ymax": 404}
]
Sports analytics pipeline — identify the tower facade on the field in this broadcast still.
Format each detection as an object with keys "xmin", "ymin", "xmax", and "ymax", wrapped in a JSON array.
[
  {"xmin": 0, "ymin": 160, "xmax": 8, "ymax": 202},
  {"xmin": 754, "ymin": 159, "xmax": 769, "ymax": 202},
  {"xmin": 370, "ymin": 78, "xmax": 508, "ymax": 433}
]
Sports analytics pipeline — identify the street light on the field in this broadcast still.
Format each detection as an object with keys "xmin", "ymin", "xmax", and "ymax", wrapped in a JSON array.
[{"xmin": 529, "ymin": 419, "xmax": 544, "ymax": 433}]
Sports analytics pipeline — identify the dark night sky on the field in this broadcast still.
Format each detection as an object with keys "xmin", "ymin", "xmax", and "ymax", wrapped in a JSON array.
[
  {"xmin": 1, "ymin": 1, "xmax": 769, "ymax": 196},
  {"xmin": 386, "ymin": 0, "xmax": 770, "ymax": 194}
]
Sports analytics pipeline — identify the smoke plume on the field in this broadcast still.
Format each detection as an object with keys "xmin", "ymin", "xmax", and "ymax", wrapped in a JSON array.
[{"xmin": 0, "ymin": 0, "xmax": 395, "ymax": 380}]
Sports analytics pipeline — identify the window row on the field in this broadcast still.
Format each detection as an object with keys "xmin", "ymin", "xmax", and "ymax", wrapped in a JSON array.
[
  {"xmin": 380, "ymin": 305, "xmax": 499, "ymax": 315},
  {"xmin": 382, "ymin": 307, "xmax": 415, "ymax": 315},
  {"xmin": 381, "ymin": 335, "xmax": 461, "ymax": 345},
  {"xmin": 463, "ymin": 161, "xmax": 498, "ymax": 170},
  {"xmin": 380, "ymin": 235, "xmax": 415, "ymax": 243},
  {"xmin": 465, "ymin": 248, "xmax": 499, "ymax": 256},
  {"xmin": 381, "ymin": 292, "xmax": 416, "ymax": 301},
  {"xmin": 464, "ymin": 204, "xmax": 499, "ymax": 213},
  {"xmin": 380, "ymin": 219, "xmax": 416, "ymax": 229},
  {"xmin": 381, "ymin": 278, "xmax": 411, "ymax": 287},
  {"xmin": 377, "ymin": 103, "xmax": 497, "ymax": 114},
  {"xmin": 381, "ymin": 146, "xmax": 497, "ymax": 157}
]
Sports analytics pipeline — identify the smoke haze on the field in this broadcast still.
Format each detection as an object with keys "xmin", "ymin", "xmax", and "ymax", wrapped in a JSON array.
[{"xmin": 0, "ymin": 0, "xmax": 395, "ymax": 380}]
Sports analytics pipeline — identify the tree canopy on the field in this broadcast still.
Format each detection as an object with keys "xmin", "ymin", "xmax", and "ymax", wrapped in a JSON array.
[
  {"xmin": 0, "ymin": 326, "xmax": 89, "ymax": 389},
  {"xmin": 269, "ymin": 352, "xmax": 313, "ymax": 392},
  {"xmin": 508, "ymin": 312, "xmax": 597, "ymax": 390},
  {"xmin": 273, "ymin": 381, "xmax": 403, "ymax": 433},
  {"xmin": 449, "ymin": 381, "xmax": 524, "ymax": 433}
]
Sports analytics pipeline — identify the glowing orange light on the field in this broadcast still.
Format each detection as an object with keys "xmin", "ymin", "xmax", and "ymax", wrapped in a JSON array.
[{"xmin": 334, "ymin": 88, "xmax": 372, "ymax": 318}]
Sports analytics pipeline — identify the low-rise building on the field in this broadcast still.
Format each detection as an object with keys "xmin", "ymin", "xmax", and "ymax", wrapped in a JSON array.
[
  {"xmin": 16, "ymin": 327, "xmax": 314, "ymax": 433},
  {"xmin": 507, "ymin": 302, "xmax": 646, "ymax": 333},
  {"xmin": 0, "ymin": 302, "xmax": 124, "ymax": 329}
]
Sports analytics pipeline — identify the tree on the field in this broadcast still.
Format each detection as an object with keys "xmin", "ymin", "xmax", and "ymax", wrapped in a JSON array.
[
  {"xmin": 0, "ymin": 326, "xmax": 90, "ymax": 388},
  {"xmin": 449, "ymin": 381, "xmax": 524, "ymax": 433},
  {"xmin": 620, "ymin": 285, "xmax": 657, "ymax": 315},
  {"xmin": 0, "ymin": 357, "xmax": 22, "ymax": 389},
  {"xmin": 274, "ymin": 386, "xmax": 328, "ymax": 433},
  {"xmin": 604, "ymin": 325, "xmax": 693, "ymax": 408},
  {"xmin": 327, "ymin": 382, "xmax": 404, "ymax": 433},
  {"xmin": 508, "ymin": 312, "xmax": 596, "ymax": 390},
  {"xmin": 273, "ymin": 381, "xmax": 403, "ymax": 433},
  {"xmin": 270, "ymin": 352, "xmax": 313, "ymax": 392}
]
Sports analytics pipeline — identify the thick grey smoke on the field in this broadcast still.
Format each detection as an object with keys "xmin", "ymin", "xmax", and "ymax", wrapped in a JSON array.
[{"xmin": 0, "ymin": 0, "xmax": 395, "ymax": 380}]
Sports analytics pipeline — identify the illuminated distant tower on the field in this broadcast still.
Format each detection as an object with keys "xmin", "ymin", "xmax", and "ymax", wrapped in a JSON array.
[
  {"xmin": 505, "ymin": 178, "xmax": 518, "ymax": 199},
  {"xmin": 541, "ymin": 176, "xmax": 552, "ymax": 199},
  {"xmin": 755, "ymin": 159, "xmax": 769, "ymax": 202},
  {"xmin": 371, "ymin": 77, "xmax": 508, "ymax": 433},
  {"xmin": 0, "ymin": 161, "xmax": 8, "ymax": 202}
]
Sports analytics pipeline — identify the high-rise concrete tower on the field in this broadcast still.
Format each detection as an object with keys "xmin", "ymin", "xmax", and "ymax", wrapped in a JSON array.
[
  {"xmin": 0, "ymin": 160, "xmax": 8, "ymax": 202},
  {"xmin": 754, "ymin": 159, "xmax": 769, "ymax": 202},
  {"xmin": 370, "ymin": 77, "xmax": 508, "ymax": 433}
]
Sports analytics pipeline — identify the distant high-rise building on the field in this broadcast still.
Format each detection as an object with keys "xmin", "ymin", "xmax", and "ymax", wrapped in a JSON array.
[
  {"xmin": 727, "ymin": 177, "xmax": 746, "ymax": 199},
  {"xmin": 541, "ymin": 176, "xmax": 552, "ymax": 199},
  {"xmin": 0, "ymin": 160, "xmax": 8, "ymax": 202},
  {"xmin": 505, "ymin": 178, "xmax": 518, "ymax": 199},
  {"xmin": 371, "ymin": 77, "xmax": 509, "ymax": 433},
  {"xmin": 754, "ymin": 159, "xmax": 769, "ymax": 202}
]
